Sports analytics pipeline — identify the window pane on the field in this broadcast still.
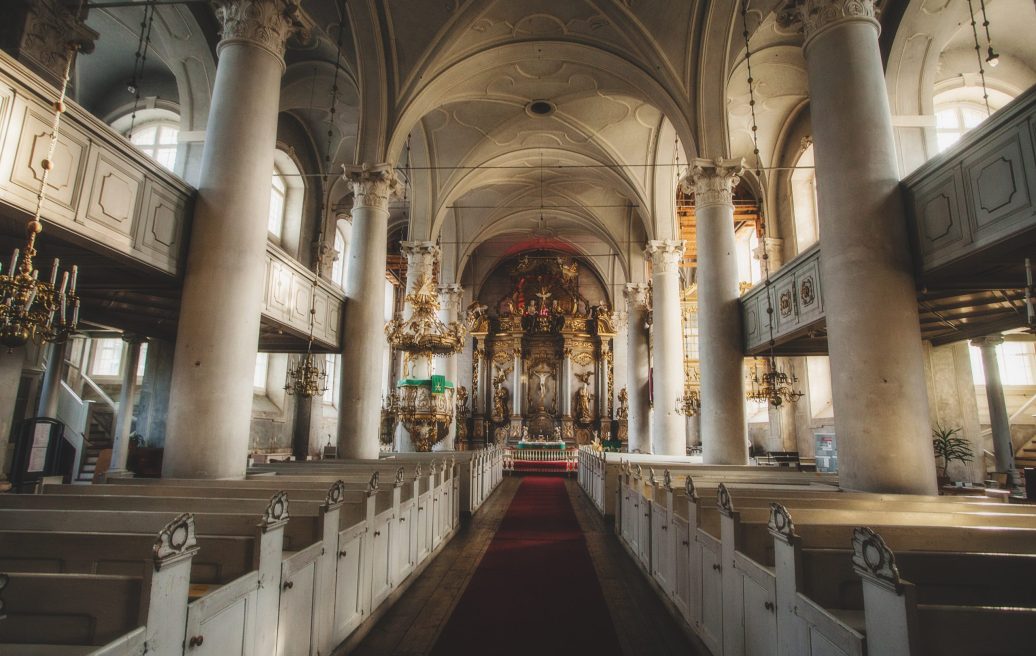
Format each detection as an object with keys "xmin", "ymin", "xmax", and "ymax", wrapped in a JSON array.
[
  {"xmin": 332, "ymin": 230, "xmax": 345, "ymax": 287},
  {"xmin": 268, "ymin": 187, "xmax": 285, "ymax": 238},
  {"xmin": 91, "ymin": 339, "xmax": 123, "ymax": 376},
  {"xmin": 323, "ymin": 355, "xmax": 338, "ymax": 405},
  {"xmin": 136, "ymin": 342, "xmax": 148, "ymax": 378},
  {"xmin": 157, "ymin": 125, "xmax": 178, "ymax": 145},
  {"xmin": 935, "ymin": 109, "xmax": 959, "ymax": 130},
  {"xmin": 130, "ymin": 126, "xmax": 157, "ymax": 146},
  {"xmin": 254, "ymin": 353, "xmax": 269, "ymax": 391},
  {"xmin": 937, "ymin": 132, "xmax": 961, "ymax": 152},
  {"xmin": 961, "ymin": 107, "xmax": 986, "ymax": 130},
  {"xmin": 155, "ymin": 147, "xmax": 177, "ymax": 171}
]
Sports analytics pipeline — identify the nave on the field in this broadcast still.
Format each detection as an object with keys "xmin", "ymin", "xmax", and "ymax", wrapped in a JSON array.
[{"xmin": 353, "ymin": 476, "xmax": 702, "ymax": 656}]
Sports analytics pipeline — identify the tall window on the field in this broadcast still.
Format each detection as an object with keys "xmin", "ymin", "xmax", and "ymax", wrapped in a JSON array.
[
  {"xmin": 111, "ymin": 108, "xmax": 182, "ymax": 173},
  {"xmin": 129, "ymin": 121, "xmax": 179, "ymax": 171},
  {"xmin": 254, "ymin": 353, "xmax": 270, "ymax": 393},
  {"xmin": 91, "ymin": 339, "xmax": 123, "ymax": 376},
  {"xmin": 269, "ymin": 166, "xmax": 287, "ymax": 240},
  {"xmin": 332, "ymin": 227, "xmax": 347, "ymax": 288},
  {"xmin": 323, "ymin": 354, "xmax": 340, "ymax": 405},
  {"xmin": 933, "ymin": 87, "xmax": 1014, "ymax": 154},
  {"xmin": 790, "ymin": 143, "xmax": 819, "ymax": 253},
  {"xmin": 268, "ymin": 150, "xmax": 304, "ymax": 248},
  {"xmin": 970, "ymin": 341, "xmax": 1036, "ymax": 386}
]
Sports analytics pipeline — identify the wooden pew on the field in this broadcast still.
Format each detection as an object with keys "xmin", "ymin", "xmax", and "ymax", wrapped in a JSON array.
[{"xmin": 0, "ymin": 514, "xmax": 199, "ymax": 656}]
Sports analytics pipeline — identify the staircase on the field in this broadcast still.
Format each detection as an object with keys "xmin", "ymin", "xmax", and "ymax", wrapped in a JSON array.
[
  {"xmin": 1017, "ymin": 439, "xmax": 1036, "ymax": 470},
  {"xmin": 74, "ymin": 407, "xmax": 114, "ymax": 483}
]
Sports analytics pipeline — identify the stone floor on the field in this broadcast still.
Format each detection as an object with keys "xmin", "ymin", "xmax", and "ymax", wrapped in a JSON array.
[{"xmin": 348, "ymin": 477, "xmax": 707, "ymax": 656}]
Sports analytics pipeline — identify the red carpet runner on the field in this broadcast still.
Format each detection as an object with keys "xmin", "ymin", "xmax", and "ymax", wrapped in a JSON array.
[{"xmin": 431, "ymin": 476, "xmax": 622, "ymax": 656}]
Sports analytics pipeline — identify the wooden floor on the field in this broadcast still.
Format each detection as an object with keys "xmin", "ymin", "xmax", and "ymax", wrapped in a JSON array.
[{"xmin": 348, "ymin": 477, "xmax": 707, "ymax": 656}]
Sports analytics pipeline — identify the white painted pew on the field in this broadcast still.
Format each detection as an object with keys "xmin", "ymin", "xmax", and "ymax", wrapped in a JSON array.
[{"xmin": 0, "ymin": 514, "xmax": 199, "ymax": 656}]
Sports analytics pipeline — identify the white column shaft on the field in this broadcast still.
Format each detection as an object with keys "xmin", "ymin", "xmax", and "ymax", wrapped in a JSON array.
[
  {"xmin": 647, "ymin": 240, "xmax": 686, "ymax": 455},
  {"xmin": 801, "ymin": 5, "xmax": 935, "ymax": 493},
  {"xmin": 164, "ymin": 38, "xmax": 285, "ymax": 478}
]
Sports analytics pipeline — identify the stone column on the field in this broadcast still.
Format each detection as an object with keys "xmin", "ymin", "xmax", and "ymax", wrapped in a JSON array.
[
  {"xmin": 36, "ymin": 340, "xmax": 67, "ymax": 419},
  {"xmin": 646, "ymin": 240, "xmax": 686, "ymax": 455},
  {"xmin": 0, "ymin": 347, "xmax": 26, "ymax": 478},
  {"xmin": 164, "ymin": 0, "xmax": 305, "ymax": 479},
  {"xmin": 781, "ymin": 0, "xmax": 935, "ymax": 493},
  {"xmin": 109, "ymin": 335, "xmax": 146, "ymax": 476},
  {"xmin": 689, "ymin": 159, "xmax": 747, "ymax": 465},
  {"xmin": 624, "ymin": 283, "xmax": 652, "ymax": 453},
  {"xmin": 971, "ymin": 336, "xmax": 1017, "ymax": 483},
  {"xmin": 338, "ymin": 165, "xmax": 401, "ymax": 459},
  {"xmin": 438, "ymin": 283, "xmax": 464, "ymax": 449}
]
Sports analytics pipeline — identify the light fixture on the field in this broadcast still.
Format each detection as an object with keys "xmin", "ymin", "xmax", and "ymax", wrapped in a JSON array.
[
  {"xmin": 0, "ymin": 44, "xmax": 81, "ymax": 349},
  {"xmin": 739, "ymin": 0, "xmax": 803, "ymax": 409},
  {"xmin": 284, "ymin": 316, "xmax": 328, "ymax": 398},
  {"xmin": 747, "ymin": 357, "xmax": 804, "ymax": 407},
  {"xmin": 986, "ymin": 46, "xmax": 1000, "ymax": 67}
]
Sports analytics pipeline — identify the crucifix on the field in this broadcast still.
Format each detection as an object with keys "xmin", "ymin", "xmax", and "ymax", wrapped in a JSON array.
[{"xmin": 535, "ymin": 286, "xmax": 552, "ymax": 306}]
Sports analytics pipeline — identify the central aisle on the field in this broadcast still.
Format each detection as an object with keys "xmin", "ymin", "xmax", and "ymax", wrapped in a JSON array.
[{"xmin": 430, "ymin": 475, "xmax": 622, "ymax": 655}]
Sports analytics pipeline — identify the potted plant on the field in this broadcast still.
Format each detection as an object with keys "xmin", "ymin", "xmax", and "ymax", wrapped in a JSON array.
[{"xmin": 932, "ymin": 424, "xmax": 973, "ymax": 485}]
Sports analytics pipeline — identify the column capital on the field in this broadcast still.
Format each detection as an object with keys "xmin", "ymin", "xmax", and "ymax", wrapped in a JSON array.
[
  {"xmin": 624, "ymin": 282, "xmax": 652, "ymax": 311},
  {"xmin": 645, "ymin": 240, "xmax": 685, "ymax": 274},
  {"xmin": 213, "ymin": 0, "xmax": 311, "ymax": 64},
  {"xmin": 970, "ymin": 335, "xmax": 1005, "ymax": 349},
  {"xmin": 121, "ymin": 333, "xmax": 149, "ymax": 346},
  {"xmin": 400, "ymin": 240, "xmax": 440, "ymax": 259},
  {"xmin": 685, "ymin": 158, "xmax": 745, "ymax": 209},
  {"xmin": 5, "ymin": 0, "xmax": 98, "ymax": 88},
  {"xmin": 776, "ymin": 0, "xmax": 879, "ymax": 46},
  {"xmin": 439, "ymin": 284, "xmax": 465, "ymax": 314},
  {"xmin": 343, "ymin": 163, "xmax": 402, "ymax": 212}
]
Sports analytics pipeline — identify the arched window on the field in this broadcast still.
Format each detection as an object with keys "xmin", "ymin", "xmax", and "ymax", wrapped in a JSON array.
[
  {"xmin": 269, "ymin": 150, "xmax": 304, "ymax": 248},
  {"xmin": 331, "ymin": 227, "xmax": 347, "ymax": 288},
  {"xmin": 933, "ymin": 87, "xmax": 1014, "ymax": 153},
  {"xmin": 111, "ymin": 108, "xmax": 180, "ymax": 172},
  {"xmin": 790, "ymin": 143, "xmax": 819, "ymax": 253}
]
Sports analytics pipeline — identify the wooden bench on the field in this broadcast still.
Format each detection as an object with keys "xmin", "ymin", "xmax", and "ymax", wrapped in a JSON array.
[{"xmin": 0, "ymin": 514, "xmax": 199, "ymax": 656}]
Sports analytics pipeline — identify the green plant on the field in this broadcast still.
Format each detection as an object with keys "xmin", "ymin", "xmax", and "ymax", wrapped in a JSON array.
[{"xmin": 932, "ymin": 425, "xmax": 973, "ymax": 479}]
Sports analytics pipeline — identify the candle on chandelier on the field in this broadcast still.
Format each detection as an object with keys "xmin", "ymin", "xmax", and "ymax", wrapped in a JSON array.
[
  {"xmin": 59, "ymin": 271, "xmax": 68, "ymax": 295},
  {"xmin": 9, "ymin": 248, "xmax": 19, "ymax": 275},
  {"xmin": 49, "ymin": 258, "xmax": 59, "ymax": 285},
  {"xmin": 69, "ymin": 265, "xmax": 78, "ymax": 294},
  {"xmin": 71, "ymin": 297, "xmax": 80, "ymax": 327}
]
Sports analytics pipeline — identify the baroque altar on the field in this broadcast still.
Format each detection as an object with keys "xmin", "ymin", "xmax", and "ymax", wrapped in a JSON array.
[{"xmin": 467, "ymin": 254, "xmax": 616, "ymax": 447}]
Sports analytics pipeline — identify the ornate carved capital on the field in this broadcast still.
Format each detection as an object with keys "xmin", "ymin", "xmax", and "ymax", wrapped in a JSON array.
[
  {"xmin": 624, "ymin": 282, "xmax": 652, "ymax": 311},
  {"xmin": 645, "ymin": 239, "xmax": 685, "ymax": 274},
  {"xmin": 776, "ymin": 0, "xmax": 879, "ymax": 45},
  {"xmin": 970, "ymin": 334, "xmax": 1005, "ymax": 349},
  {"xmin": 6, "ymin": 0, "xmax": 98, "ymax": 88},
  {"xmin": 342, "ymin": 163, "xmax": 402, "ymax": 212},
  {"xmin": 439, "ymin": 283, "xmax": 465, "ymax": 315},
  {"xmin": 686, "ymin": 158, "xmax": 745, "ymax": 210},
  {"xmin": 213, "ymin": 0, "xmax": 311, "ymax": 63}
]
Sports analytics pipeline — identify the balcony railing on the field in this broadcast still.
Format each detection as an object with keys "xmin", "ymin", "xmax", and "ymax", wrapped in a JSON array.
[
  {"xmin": 0, "ymin": 50, "xmax": 193, "ymax": 276},
  {"xmin": 741, "ymin": 245, "xmax": 824, "ymax": 354},
  {"xmin": 263, "ymin": 244, "xmax": 344, "ymax": 351}
]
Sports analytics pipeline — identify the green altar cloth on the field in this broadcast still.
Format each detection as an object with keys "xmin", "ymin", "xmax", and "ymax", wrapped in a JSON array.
[{"xmin": 516, "ymin": 441, "xmax": 566, "ymax": 450}]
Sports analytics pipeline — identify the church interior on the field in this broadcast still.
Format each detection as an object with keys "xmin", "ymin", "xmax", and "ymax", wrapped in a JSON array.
[{"xmin": 1, "ymin": 0, "xmax": 1036, "ymax": 654}]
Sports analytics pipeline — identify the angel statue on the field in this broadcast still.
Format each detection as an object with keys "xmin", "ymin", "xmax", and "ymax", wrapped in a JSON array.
[{"xmin": 617, "ymin": 387, "xmax": 629, "ymax": 419}]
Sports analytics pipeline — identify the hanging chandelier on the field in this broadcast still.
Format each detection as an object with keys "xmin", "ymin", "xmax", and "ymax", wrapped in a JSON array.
[
  {"xmin": 385, "ymin": 276, "xmax": 466, "ymax": 357},
  {"xmin": 0, "ymin": 44, "xmax": 81, "ymax": 349},
  {"xmin": 676, "ymin": 388, "xmax": 700, "ymax": 416},
  {"xmin": 739, "ymin": 0, "xmax": 802, "ymax": 409},
  {"xmin": 747, "ymin": 357, "xmax": 803, "ymax": 407},
  {"xmin": 284, "ymin": 310, "xmax": 328, "ymax": 397}
]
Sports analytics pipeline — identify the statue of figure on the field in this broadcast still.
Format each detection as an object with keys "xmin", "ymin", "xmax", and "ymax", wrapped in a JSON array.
[
  {"xmin": 466, "ymin": 302, "xmax": 489, "ymax": 333},
  {"xmin": 456, "ymin": 385, "xmax": 468, "ymax": 411},
  {"xmin": 575, "ymin": 382, "xmax": 594, "ymax": 424},
  {"xmin": 492, "ymin": 384, "xmax": 509, "ymax": 423},
  {"xmin": 617, "ymin": 387, "xmax": 629, "ymax": 419},
  {"xmin": 593, "ymin": 301, "xmax": 615, "ymax": 334}
]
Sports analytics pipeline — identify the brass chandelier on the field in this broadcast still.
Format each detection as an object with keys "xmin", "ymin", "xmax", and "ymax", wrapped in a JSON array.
[
  {"xmin": 0, "ymin": 45, "xmax": 81, "ymax": 349},
  {"xmin": 739, "ymin": 0, "xmax": 802, "ymax": 409},
  {"xmin": 284, "ymin": 305, "xmax": 328, "ymax": 398},
  {"xmin": 385, "ymin": 276, "xmax": 466, "ymax": 358}
]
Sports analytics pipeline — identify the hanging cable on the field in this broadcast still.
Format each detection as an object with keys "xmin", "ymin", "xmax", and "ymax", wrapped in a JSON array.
[
  {"xmin": 741, "ymin": 0, "xmax": 802, "ymax": 408},
  {"xmin": 126, "ymin": 1, "xmax": 156, "ymax": 139},
  {"xmin": 966, "ymin": 0, "xmax": 993, "ymax": 116}
]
